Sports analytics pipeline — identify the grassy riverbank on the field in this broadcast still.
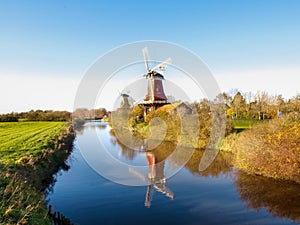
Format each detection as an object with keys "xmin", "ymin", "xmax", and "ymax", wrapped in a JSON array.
[
  {"xmin": 0, "ymin": 122, "xmax": 75, "ymax": 224},
  {"xmin": 221, "ymin": 114, "xmax": 300, "ymax": 183}
]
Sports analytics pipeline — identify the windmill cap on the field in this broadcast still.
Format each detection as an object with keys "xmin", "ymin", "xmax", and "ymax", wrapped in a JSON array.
[{"xmin": 147, "ymin": 71, "xmax": 165, "ymax": 79}]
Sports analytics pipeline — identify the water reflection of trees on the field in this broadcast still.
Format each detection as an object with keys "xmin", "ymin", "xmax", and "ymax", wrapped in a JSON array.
[
  {"xmin": 109, "ymin": 128, "xmax": 137, "ymax": 160},
  {"xmin": 234, "ymin": 171, "xmax": 300, "ymax": 222},
  {"xmin": 111, "ymin": 125, "xmax": 234, "ymax": 178},
  {"xmin": 185, "ymin": 149, "xmax": 233, "ymax": 177},
  {"xmin": 74, "ymin": 121, "xmax": 107, "ymax": 135},
  {"xmin": 74, "ymin": 125, "xmax": 85, "ymax": 135},
  {"xmin": 87, "ymin": 122, "xmax": 108, "ymax": 130},
  {"xmin": 109, "ymin": 126, "xmax": 300, "ymax": 222},
  {"xmin": 114, "ymin": 140, "xmax": 231, "ymax": 176},
  {"xmin": 112, "ymin": 140, "xmax": 137, "ymax": 161}
]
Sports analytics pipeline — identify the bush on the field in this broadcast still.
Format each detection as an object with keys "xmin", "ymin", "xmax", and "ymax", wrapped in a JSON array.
[
  {"xmin": 219, "ymin": 132, "xmax": 240, "ymax": 152},
  {"xmin": 231, "ymin": 114, "xmax": 300, "ymax": 183}
]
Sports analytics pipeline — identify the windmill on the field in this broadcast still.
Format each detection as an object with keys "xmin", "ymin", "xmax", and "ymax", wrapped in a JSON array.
[
  {"xmin": 141, "ymin": 48, "xmax": 171, "ymax": 113},
  {"xmin": 119, "ymin": 93, "xmax": 131, "ymax": 109}
]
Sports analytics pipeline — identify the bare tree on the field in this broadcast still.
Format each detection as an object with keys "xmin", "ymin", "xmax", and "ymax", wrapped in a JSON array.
[{"xmin": 254, "ymin": 91, "xmax": 270, "ymax": 120}]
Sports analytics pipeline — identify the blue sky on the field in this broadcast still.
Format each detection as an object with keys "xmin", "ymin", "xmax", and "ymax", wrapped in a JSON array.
[{"xmin": 0, "ymin": 0, "xmax": 300, "ymax": 112}]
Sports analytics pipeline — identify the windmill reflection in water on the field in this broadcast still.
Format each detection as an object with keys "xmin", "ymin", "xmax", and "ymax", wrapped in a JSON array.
[
  {"xmin": 144, "ymin": 150, "xmax": 174, "ymax": 208},
  {"xmin": 126, "ymin": 140, "xmax": 174, "ymax": 208}
]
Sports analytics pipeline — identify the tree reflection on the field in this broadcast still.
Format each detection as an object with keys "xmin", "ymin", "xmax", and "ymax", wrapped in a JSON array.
[
  {"xmin": 183, "ymin": 149, "xmax": 233, "ymax": 177},
  {"xmin": 234, "ymin": 171, "xmax": 300, "ymax": 222},
  {"xmin": 75, "ymin": 121, "xmax": 107, "ymax": 135},
  {"xmin": 109, "ymin": 124, "xmax": 300, "ymax": 221},
  {"xmin": 109, "ymin": 128, "xmax": 138, "ymax": 160},
  {"xmin": 111, "ymin": 126, "xmax": 235, "ymax": 207}
]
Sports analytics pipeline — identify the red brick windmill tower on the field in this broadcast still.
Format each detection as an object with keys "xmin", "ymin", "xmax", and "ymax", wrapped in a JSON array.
[{"xmin": 140, "ymin": 48, "xmax": 171, "ymax": 116}]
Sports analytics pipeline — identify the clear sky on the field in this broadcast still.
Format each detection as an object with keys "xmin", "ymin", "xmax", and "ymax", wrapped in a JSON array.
[{"xmin": 0, "ymin": 0, "xmax": 299, "ymax": 113}]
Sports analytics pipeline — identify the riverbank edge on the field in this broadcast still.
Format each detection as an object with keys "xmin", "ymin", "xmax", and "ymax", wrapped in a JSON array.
[
  {"xmin": 0, "ymin": 123, "xmax": 75, "ymax": 225},
  {"xmin": 220, "ymin": 116, "xmax": 300, "ymax": 184}
]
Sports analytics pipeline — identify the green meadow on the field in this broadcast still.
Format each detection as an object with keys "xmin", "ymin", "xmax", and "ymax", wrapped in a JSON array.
[
  {"xmin": 0, "ymin": 121, "xmax": 73, "ymax": 225},
  {"xmin": 0, "ymin": 122, "xmax": 67, "ymax": 165}
]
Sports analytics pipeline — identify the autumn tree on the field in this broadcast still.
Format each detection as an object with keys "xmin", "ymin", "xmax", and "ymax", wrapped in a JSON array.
[
  {"xmin": 231, "ymin": 91, "xmax": 246, "ymax": 118},
  {"xmin": 94, "ymin": 108, "xmax": 107, "ymax": 119},
  {"xmin": 253, "ymin": 91, "xmax": 270, "ymax": 120},
  {"xmin": 290, "ymin": 93, "xmax": 300, "ymax": 113}
]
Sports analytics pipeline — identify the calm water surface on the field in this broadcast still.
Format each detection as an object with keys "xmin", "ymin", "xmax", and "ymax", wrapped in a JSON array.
[{"xmin": 47, "ymin": 122, "xmax": 300, "ymax": 225}]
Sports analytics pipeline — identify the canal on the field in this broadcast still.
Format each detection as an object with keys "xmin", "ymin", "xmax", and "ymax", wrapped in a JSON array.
[{"xmin": 47, "ymin": 121, "xmax": 300, "ymax": 225}]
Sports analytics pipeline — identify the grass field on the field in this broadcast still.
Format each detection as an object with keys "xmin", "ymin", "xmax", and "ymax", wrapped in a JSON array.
[
  {"xmin": 233, "ymin": 119, "xmax": 263, "ymax": 130},
  {"xmin": 0, "ymin": 121, "xmax": 71, "ymax": 225},
  {"xmin": 0, "ymin": 122, "xmax": 67, "ymax": 164}
]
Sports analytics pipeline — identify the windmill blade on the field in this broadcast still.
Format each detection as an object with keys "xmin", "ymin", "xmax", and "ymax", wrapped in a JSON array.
[
  {"xmin": 151, "ymin": 57, "xmax": 172, "ymax": 72},
  {"xmin": 153, "ymin": 184, "xmax": 174, "ymax": 199},
  {"xmin": 145, "ymin": 185, "xmax": 153, "ymax": 208},
  {"xmin": 128, "ymin": 168, "xmax": 147, "ymax": 182},
  {"xmin": 142, "ymin": 47, "xmax": 150, "ymax": 72}
]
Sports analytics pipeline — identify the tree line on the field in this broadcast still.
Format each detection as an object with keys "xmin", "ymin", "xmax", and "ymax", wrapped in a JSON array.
[
  {"xmin": 0, "ymin": 112, "xmax": 19, "ymax": 122},
  {"xmin": 0, "ymin": 108, "xmax": 110, "ymax": 122},
  {"xmin": 2, "ymin": 90, "xmax": 299, "ymax": 122},
  {"xmin": 213, "ymin": 91, "xmax": 300, "ymax": 120},
  {"xmin": 72, "ymin": 108, "xmax": 108, "ymax": 120},
  {"xmin": 0, "ymin": 110, "xmax": 71, "ymax": 122}
]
